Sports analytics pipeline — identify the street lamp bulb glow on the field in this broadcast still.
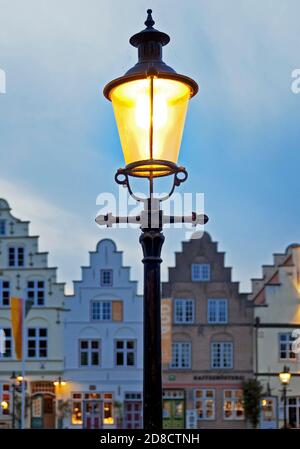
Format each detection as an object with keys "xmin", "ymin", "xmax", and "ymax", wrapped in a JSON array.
[{"xmin": 279, "ymin": 367, "xmax": 291, "ymax": 385}]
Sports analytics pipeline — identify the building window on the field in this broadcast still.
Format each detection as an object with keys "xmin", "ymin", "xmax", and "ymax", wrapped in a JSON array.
[
  {"xmin": 0, "ymin": 220, "xmax": 6, "ymax": 236},
  {"xmin": 191, "ymin": 263, "xmax": 210, "ymax": 281},
  {"xmin": 223, "ymin": 390, "xmax": 244, "ymax": 420},
  {"xmin": 286, "ymin": 397, "xmax": 300, "ymax": 428},
  {"xmin": 27, "ymin": 280, "xmax": 45, "ymax": 306},
  {"xmin": 0, "ymin": 279, "xmax": 10, "ymax": 306},
  {"xmin": 100, "ymin": 269, "xmax": 113, "ymax": 286},
  {"xmin": 79, "ymin": 340, "xmax": 101, "ymax": 367},
  {"xmin": 27, "ymin": 328, "xmax": 48, "ymax": 358},
  {"xmin": 115, "ymin": 340, "xmax": 136, "ymax": 367},
  {"xmin": 8, "ymin": 246, "xmax": 24, "ymax": 267},
  {"xmin": 174, "ymin": 299, "xmax": 195, "ymax": 324},
  {"xmin": 194, "ymin": 389, "xmax": 215, "ymax": 420},
  {"xmin": 211, "ymin": 342, "xmax": 233, "ymax": 369},
  {"xmin": 0, "ymin": 384, "xmax": 11, "ymax": 415},
  {"xmin": 279, "ymin": 333, "xmax": 296, "ymax": 360},
  {"xmin": 72, "ymin": 393, "xmax": 83, "ymax": 425},
  {"xmin": 170, "ymin": 342, "xmax": 191, "ymax": 369},
  {"xmin": 0, "ymin": 328, "xmax": 12, "ymax": 358},
  {"xmin": 91, "ymin": 301, "xmax": 112, "ymax": 321},
  {"xmin": 208, "ymin": 299, "xmax": 228, "ymax": 324}
]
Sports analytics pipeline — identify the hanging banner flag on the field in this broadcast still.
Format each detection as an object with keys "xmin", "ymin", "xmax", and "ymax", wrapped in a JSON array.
[
  {"xmin": 10, "ymin": 297, "xmax": 23, "ymax": 360},
  {"xmin": 161, "ymin": 298, "xmax": 172, "ymax": 364}
]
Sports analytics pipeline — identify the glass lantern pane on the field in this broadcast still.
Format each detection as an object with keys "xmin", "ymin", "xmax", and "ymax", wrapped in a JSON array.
[{"xmin": 110, "ymin": 77, "xmax": 190, "ymax": 175}]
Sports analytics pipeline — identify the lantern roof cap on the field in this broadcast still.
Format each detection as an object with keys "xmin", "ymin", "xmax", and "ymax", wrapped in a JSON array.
[{"xmin": 129, "ymin": 9, "xmax": 170, "ymax": 48}]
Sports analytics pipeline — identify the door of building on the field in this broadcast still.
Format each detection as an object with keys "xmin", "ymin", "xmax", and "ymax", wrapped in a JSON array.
[
  {"xmin": 83, "ymin": 400, "xmax": 102, "ymax": 429},
  {"xmin": 163, "ymin": 390, "xmax": 185, "ymax": 429},
  {"xmin": 31, "ymin": 394, "xmax": 56, "ymax": 429},
  {"xmin": 124, "ymin": 401, "xmax": 142, "ymax": 429}
]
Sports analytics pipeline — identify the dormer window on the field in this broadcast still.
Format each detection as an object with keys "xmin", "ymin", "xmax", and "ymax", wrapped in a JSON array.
[
  {"xmin": 191, "ymin": 263, "xmax": 210, "ymax": 281},
  {"xmin": 0, "ymin": 220, "xmax": 6, "ymax": 236},
  {"xmin": 8, "ymin": 246, "xmax": 24, "ymax": 268},
  {"xmin": 100, "ymin": 269, "xmax": 113, "ymax": 286}
]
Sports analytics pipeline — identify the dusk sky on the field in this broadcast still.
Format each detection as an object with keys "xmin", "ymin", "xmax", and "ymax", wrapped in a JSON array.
[{"xmin": 0, "ymin": 0, "xmax": 299, "ymax": 294}]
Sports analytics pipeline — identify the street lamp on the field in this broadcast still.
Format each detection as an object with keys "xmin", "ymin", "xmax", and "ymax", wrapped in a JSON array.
[
  {"xmin": 279, "ymin": 365, "xmax": 291, "ymax": 429},
  {"xmin": 53, "ymin": 376, "xmax": 67, "ymax": 387},
  {"xmin": 97, "ymin": 10, "xmax": 208, "ymax": 430}
]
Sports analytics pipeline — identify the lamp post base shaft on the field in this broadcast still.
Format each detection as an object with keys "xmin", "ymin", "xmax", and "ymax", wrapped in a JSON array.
[{"xmin": 140, "ymin": 228, "xmax": 165, "ymax": 430}]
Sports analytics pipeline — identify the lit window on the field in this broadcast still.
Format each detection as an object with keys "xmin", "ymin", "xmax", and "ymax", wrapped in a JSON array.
[
  {"xmin": 91, "ymin": 301, "xmax": 112, "ymax": 321},
  {"xmin": 8, "ymin": 246, "xmax": 24, "ymax": 267},
  {"xmin": 170, "ymin": 342, "xmax": 191, "ymax": 369},
  {"xmin": 195, "ymin": 389, "xmax": 215, "ymax": 420},
  {"xmin": 100, "ymin": 270, "xmax": 113, "ymax": 286},
  {"xmin": 223, "ymin": 390, "xmax": 244, "ymax": 420},
  {"xmin": 115, "ymin": 340, "xmax": 136, "ymax": 367},
  {"xmin": 27, "ymin": 328, "xmax": 48, "ymax": 358},
  {"xmin": 0, "ymin": 279, "xmax": 10, "ymax": 306},
  {"xmin": 72, "ymin": 393, "xmax": 83, "ymax": 424},
  {"xmin": 0, "ymin": 220, "xmax": 6, "ymax": 236},
  {"xmin": 174, "ymin": 299, "xmax": 194, "ymax": 324},
  {"xmin": 79, "ymin": 340, "xmax": 101, "ymax": 367},
  {"xmin": 191, "ymin": 264, "xmax": 210, "ymax": 281},
  {"xmin": 0, "ymin": 384, "xmax": 11, "ymax": 415},
  {"xmin": 27, "ymin": 280, "xmax": 45, "ymax": 306},
  {"xmin": 103, "ymin": 401, "xmax": 114, "ymax": 425},
  {"xmin": 211, "ymin": 342, "xmax": 233, "ymax": 369},
  {"xmin": 208, "ymin": 299, "xmax": 228, "ymax": 324},
  {"xmin": 279, "ymin": 333, "xmax": 296, "ymax": 360}
]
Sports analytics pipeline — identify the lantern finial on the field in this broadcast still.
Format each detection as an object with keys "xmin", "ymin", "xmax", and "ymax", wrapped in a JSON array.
[{"xmin": 145, "ymin": 9, "xmax": 155, "ymax": 28}]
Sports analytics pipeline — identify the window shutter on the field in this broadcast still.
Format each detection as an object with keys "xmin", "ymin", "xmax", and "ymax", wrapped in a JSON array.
[{"xmin": 112, "ymin": 301, "xmax": 123, "ymax": 321}]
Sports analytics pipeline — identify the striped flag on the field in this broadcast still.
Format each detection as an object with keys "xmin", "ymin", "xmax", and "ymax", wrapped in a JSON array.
[{"xmin": 10, "ymin": 297, "xmax": 23, "ymax": 360}]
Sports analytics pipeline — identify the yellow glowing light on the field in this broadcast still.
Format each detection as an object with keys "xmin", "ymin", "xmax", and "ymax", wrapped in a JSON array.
[
  {"xmin": 261, "ymin": 399, "xmax": 267, "ymax": 407},
  {"xmin": 110, "ymin": 77, "xmax": 191, "ymax": 175},
  {"xmin": 17, "ymin": 376, "xmax": 23, "ymax": 382},
  {"xmin": 279, "ymin": 369, "xmax": 291, "ymax": 385},
  {"xmin": 1, "ymin": 401, "xmax": 8, "ymax": 410},
  {"xmin": 103, "ymin": 417, "xmax": 114, "ymax": 425}
]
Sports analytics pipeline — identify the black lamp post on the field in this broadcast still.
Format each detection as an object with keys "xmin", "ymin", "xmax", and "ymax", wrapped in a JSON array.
[
  {"xmin": 97, "ymin": 10, "xmax": 208, "ymax": 430},
  {"xmin": 279, "ymin": 365, "xmax": 291, "ymax": 429},
  {"xmin": 10, "ymin": 371, "xmax": 17, "ymax": 429}
]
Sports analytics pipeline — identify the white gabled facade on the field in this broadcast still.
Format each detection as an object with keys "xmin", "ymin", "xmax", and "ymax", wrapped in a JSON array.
[
  {"xmin": 0, "ymin": 199, "xmax": 65, "ymax": 429},
  {"xmin": 250, "ymin": 244, "xmax": 300, "ymax": 429},
  {"xmin": 63, "ymin": 239, "xmax": 143, "ymax": 429}
]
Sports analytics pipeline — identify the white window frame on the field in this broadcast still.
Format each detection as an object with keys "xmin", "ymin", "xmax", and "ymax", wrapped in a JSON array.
[
  {"xmin": 174, "ymin": 299, "xmax": 195, "ymax": 324},
  {"xmin": 279, "ymin": 333, "xmax": 296, "ymax": 360},
  {"xmin": 194, "ymin": 389, "xmax": 215, "ymax": 420},
  {"xmin": 27, "ymin": 327, "xmax": 48, "ymax": 359},
  {"xmin": 91, "ymin": 300, "xmax": 112, "ymax": 321},
  {"xmin": 0, "ymin": 328, "xmax": 12, "ymax": 359},
  {"xmin": 211, "ymin": 342, "xmax": 233, "ymax": 369},
  {"xmin": 27, "ymin": 279, "xmax": 45, "ymax": 306},
  {"xmin": 191, "ymin": 263, "xmax": 210, "ymax": 281},
  {"xmin": 79, "ymin": 339, "xmax": 101, "ymax": 367},
  {"xmin": 8, "ymin": 246, "xmax": 25, "ymax": 268},
  {"xmin": 115, "ymin": 339, "xmax": 136, "ymax": 368},
  {"xmin": 208, "ymin": 299, "xmax": 228, "ymax": 324},
  {"xmin": 170, "ymin": 342, "xmax": 191, "ymax": 369},
  {"xmin": 223, "ymin": 389, "xmax": 245, "ymax": 420},
  {"xmin": 0, "ymin": 279, "xmax": 10, "ymax": 306},
  {"xmin": 0, "ymin": 219, "xmax": 6, "ymax": 236}
]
